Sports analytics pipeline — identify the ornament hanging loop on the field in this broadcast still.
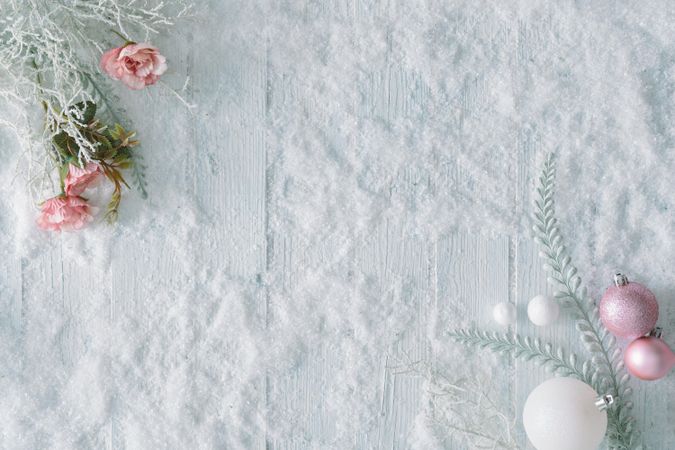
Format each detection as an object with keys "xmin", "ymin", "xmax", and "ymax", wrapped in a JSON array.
[
  {"xmin": 595, "ymin": 394, "xmax": 614, "ymax": 411},
  {"xmin": 614, "ymin": 273, "xmax": 629, "ymax": 287},
  {"xmin": 649, "ymin": 327, "xmax": 663, "ymax": 338}
]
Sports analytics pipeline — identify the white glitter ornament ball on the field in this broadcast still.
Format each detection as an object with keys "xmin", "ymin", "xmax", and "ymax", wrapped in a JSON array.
[
  {"xmin": 527, "ymin": 295, "xmax": 560, "ymax": 327},
  {"xmin": 523, "ymin": 378, "xmax": 609, "ymax": 450},
  {"xmin": 492, "ymin": 302, "xmax": 516, "ymax": 326}
]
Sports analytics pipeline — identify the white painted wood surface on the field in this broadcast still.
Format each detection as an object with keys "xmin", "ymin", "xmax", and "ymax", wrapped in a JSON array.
[{"xmin": 1, "ymin": 1, "xmax": 673, "ymax": 449}]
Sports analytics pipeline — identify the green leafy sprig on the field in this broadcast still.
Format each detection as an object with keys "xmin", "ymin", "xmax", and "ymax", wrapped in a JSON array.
[
  {"xmin": 81, "ymin": 73, "xmax": 148, "ymax": 198},
  {"xmin": 50, "ymin": 101, "xmax": 137, "ymax": 223}
]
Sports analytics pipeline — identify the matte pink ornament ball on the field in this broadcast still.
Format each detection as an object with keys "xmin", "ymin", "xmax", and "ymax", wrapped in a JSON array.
[
  {"xmin": 599, "ymin": 274, "xmax": 658, "ymax": 339},
  {"xmin": 624, "ymin": 335, "xmax": 675, "ymax": 381}
]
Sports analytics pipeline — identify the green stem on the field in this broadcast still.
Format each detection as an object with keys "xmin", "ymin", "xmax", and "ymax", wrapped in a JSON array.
[
  {"xmin": 31, "ymin": 58, "xmax": 48, "ymax": 113},
  {"xmin": 109, "ymin": 29, "xmax": 134, "ymax": 45},
  {"xmin": 82, "ymin": 73, "xmax": 121, "ymax": 122}
]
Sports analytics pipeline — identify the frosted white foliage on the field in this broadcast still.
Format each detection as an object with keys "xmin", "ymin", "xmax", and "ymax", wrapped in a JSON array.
[
  {"xmin": 400, "ymin": 359, "xmax": 518, "ymax": 450},
  {"xmin": 1, "ymin": 1, "xmax": 673, "ymax": 448},
  {"xmin": 0, "ymin": 0, "xmax": 191, "ymax": 200}
]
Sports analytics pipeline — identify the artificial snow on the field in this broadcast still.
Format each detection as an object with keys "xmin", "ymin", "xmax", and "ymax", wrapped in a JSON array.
[{"xmin": 0, "ymin": 1, "xmax": 673, "ymax": 448}]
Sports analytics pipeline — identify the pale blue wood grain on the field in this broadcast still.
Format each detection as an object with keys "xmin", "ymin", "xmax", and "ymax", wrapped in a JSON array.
[
  {"xmin": 356, "ymin": 219, "xmax": 432, "ymax": 449},
  {"xmin": 2, "ymin": 1, "xmax": 674, "ymax": 448},
  {"xmin": 265, "ymin": 232, "xmax": 343, "ymax": 450},
  {"xmin": 436, "ymin": 233, "xmax": 512, "ymax": 449},
  {"xmin": 108, "ymin": 3, "xmax": 268, "ymax": 447}
]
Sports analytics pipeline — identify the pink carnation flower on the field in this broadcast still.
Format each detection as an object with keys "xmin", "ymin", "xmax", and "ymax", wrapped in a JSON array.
[
  {"xmin": 37, "ymin": 196, "xmax": 95, "ymax": 231},
  {"xmin": 64, "ymin": 163, "xmax": 102, "ymax": 196},
  {"xmin": 100, "ymin": 43, "xmax": 167, "ymax": 90}
]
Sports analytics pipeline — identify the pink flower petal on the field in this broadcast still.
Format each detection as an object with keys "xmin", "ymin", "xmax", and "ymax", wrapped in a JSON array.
[
  {"xmin": 37, "ymin": 196, "xmax": 95, "ymax": 232},
  {"xmin": 101, "ymin": 42, "xmax": 167, "ymax": 89}
]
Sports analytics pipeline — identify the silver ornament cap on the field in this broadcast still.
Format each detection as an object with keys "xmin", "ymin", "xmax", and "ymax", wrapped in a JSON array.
[
  {"xmin": 614, "ymin": 273, "xmax": 629, "ymax": 287},
  {"xmin": 595, "ymin": 394, "xmax": 614, "ymax": 411},
  {"xmin": 649, "ymin": 327, "xmax": 663, "ymax": 338}
]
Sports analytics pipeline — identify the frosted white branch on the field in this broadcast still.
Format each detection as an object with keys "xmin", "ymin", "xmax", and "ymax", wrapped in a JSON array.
[{"xmin": 0, "ymin": 0, "xmax": 193, "ymax": 201}]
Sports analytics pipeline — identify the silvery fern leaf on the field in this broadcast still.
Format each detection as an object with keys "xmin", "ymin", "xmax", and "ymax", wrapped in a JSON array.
[
  {"xmin": 448, "ymin": 329, "xmax": 596, "ymax": 388},
  {"xmin": 532, "ymin": 154, "xmax": 638, "ymax": 449}
]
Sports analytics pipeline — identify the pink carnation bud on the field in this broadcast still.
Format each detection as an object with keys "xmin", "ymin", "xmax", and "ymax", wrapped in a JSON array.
[{"xmin": 64, "ymin": 163, "xmax": 102, "ymax": 196}]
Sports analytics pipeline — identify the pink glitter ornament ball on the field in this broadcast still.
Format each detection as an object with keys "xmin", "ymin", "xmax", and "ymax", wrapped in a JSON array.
[
  {"xmin": 624, "ymin": 329, "xmax": 675, "ymax": 381},
  {"xmin": 599, "ymin": 273, "xmax": 658, "ymax": 340}
]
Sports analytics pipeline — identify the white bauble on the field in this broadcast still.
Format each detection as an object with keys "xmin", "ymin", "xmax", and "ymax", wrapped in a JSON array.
[
  {"xmin": 492, "ymin": 302, "xmax": 516, "ymax": 326},
  {"xmin": 523, "ymin": 377, "xmax": 607, "ymax": 450},
  {"xmin": 527, "ymin": 295, "xmax": 560, "ymax": 327}
]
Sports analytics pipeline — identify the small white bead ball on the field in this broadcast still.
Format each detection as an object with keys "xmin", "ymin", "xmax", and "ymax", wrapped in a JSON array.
[
  {"xmin": 493, "ymin": 302, "xmax": 516, "ymax": 326},
  {"xmin": 523, "ymin": 377, "xmax": 607, "ymax": 450},
  {"xmin": 528, "ymin": 295, "xmax": 560, "ymax": 327}
]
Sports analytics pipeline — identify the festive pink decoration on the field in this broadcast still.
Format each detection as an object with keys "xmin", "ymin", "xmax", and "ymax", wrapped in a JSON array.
[
  {"xmin": 64, "ymin": 163, "xmax": 102, "ymax": 196},
  {"xmin": 100, "ymin": 43, "xmax": 167, "ymax": 90},
  {"xmin": 37, "ymin": 196, "xmax": 95, "ymax": 231},
  {"xmin": 599, "ymin": 274, "xmax": 658, "ymax": 339},
  {"xmin": 624, "ymin": 335, "xmax": 675, "ymax": 381}
]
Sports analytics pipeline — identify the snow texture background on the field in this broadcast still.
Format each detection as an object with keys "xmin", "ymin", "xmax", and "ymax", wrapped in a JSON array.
[{"xmin": 0, "ymin": 1, "xmax": 674, "ymax": 448}]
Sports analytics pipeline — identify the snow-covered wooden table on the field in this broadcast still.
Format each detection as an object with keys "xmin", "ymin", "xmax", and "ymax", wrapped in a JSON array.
[{"xmin": 1, "ymin": 1, "xmax": 673, "ymax": 448}]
